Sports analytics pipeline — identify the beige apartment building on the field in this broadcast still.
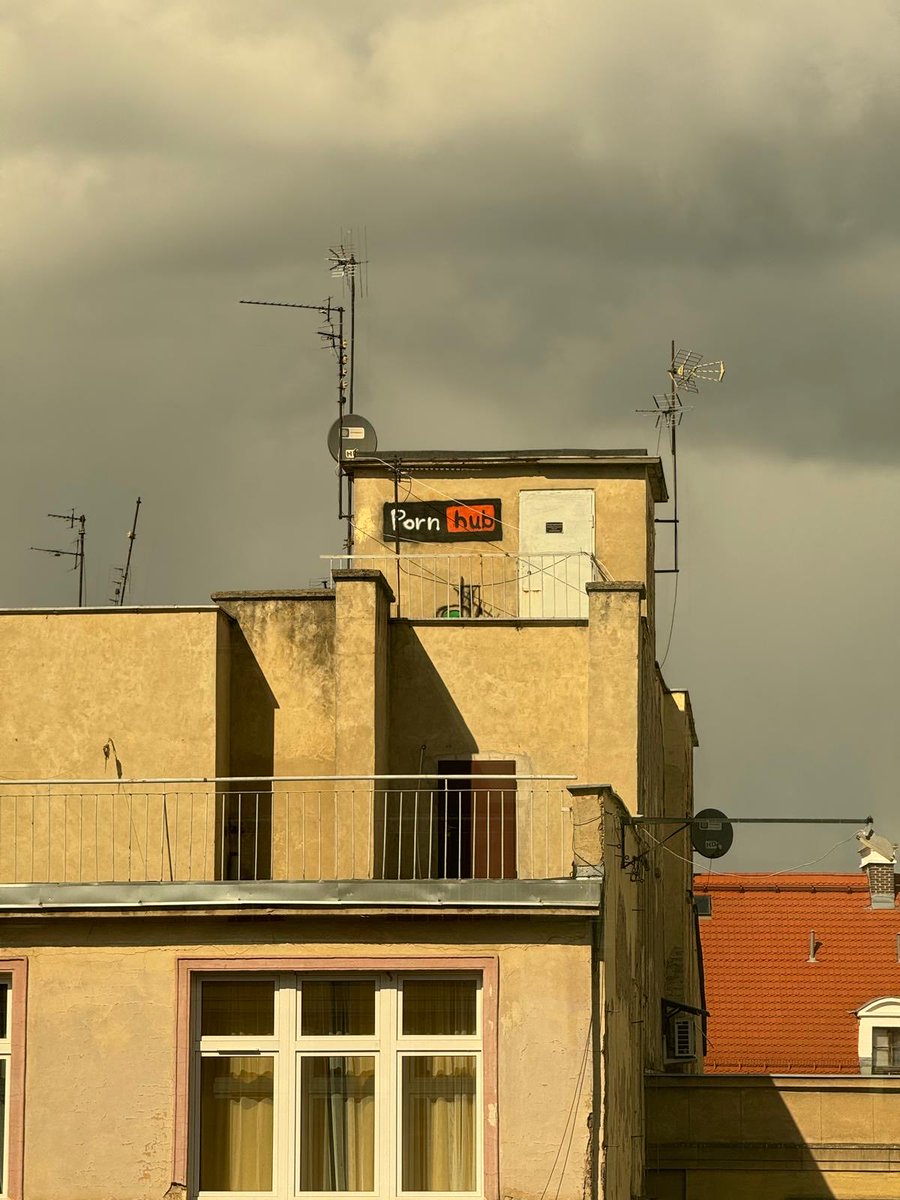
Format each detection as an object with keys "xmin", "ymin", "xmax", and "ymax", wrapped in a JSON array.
[{"xmin": 0, "ymin": 449, "xmax": 701, "ymax": 1200}]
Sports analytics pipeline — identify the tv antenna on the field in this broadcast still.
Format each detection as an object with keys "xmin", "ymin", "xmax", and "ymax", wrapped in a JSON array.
[
  {"xmin": 328, "ymin": 230, "xmax": 367, "ymax": 416},
  {"xmin": 240, "ymin": 232, "xmax": 370, "ymax": 555},
  {"xmin": 30, "ymin": 509, "xmax": 87, "ymax": 606},
  {"xmin": 638, "ymin": 342, "xmax": 725, "ymax": 573},
  {"xmin": 110, "ymin": 496, "xmax": 142, "ymax": 605}
]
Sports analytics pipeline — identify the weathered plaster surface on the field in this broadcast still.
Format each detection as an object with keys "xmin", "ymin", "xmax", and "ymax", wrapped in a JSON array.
[{"xmin": 4, "ymin": 915, "xmax": 593, "ymax": 1200}]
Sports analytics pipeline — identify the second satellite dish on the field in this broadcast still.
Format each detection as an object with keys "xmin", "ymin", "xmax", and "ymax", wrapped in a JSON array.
[
  {"xmin": 328, "ymin": 415, "xmax": 378, "ymax": 463},
  {"xmin": 691, "ymin": 808, "xmax": 734, "ymax": 859}
]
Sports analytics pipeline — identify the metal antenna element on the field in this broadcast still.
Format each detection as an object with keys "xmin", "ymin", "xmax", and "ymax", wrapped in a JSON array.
[
  {"xmin": 31, "ymin": 509, "xmax": 87, "ymax": 605},
  {"xmin": 240, "ymin": 238, "xmax": 369, "ymax": 555},
  {"xmin": 637, "ymin": 342, "xmax": 726, "ymax": 574},
  {"xmin": 110, "ymin": 497, "xmax": 142, "ymax": 606},
  {"xmin": 328, "ymin": 231, "xmax": 368, "ymax": 416}
]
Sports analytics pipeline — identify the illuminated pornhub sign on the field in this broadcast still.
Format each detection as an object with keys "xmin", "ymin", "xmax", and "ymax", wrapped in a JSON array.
[{"xmin": 382, "ymin": 499, "xmax": 501, "ymax": 542}]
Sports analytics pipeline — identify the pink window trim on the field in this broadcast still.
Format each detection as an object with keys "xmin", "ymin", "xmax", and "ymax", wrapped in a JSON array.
[
  {"xmin": 173, "ymin": 955, "xmax": 500, "ymax": 1198},
  {"xmin": 0, "ymin": 959, "xmax": 27, "ymax": 1200}
]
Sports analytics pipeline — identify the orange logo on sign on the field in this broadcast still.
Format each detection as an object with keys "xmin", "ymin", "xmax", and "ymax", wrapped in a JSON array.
[{"xmin": 446, "ymin": 503, "xmax": 497, "ymax": 533}]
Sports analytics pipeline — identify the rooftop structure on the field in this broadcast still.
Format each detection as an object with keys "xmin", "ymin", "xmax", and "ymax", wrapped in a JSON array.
[
  {"xmin": 696, "ymin": 868, "xmax": 900, "ymax": 1074},
  {"xmin": 0, "ymin": 447, "xmax": 701, "ymax": 1200}
]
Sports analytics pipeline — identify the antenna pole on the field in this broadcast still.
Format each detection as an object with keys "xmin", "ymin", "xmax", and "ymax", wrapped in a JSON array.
[
  {"xmin": 342, "ymin": 296, "xmax": 354, "ymax": 557},
  {"xmin": 637, "ymin": 341, "xmax": 724, "ymax": 578},
  {"xmin": 670, "ymin": 338, "xmax": 679, "ymax": 574},
  {"xmin": 392, "ymin": 458, "xmax": 403, "ymax": 615},
  {"xmin": 117, "ymin": 497, "xmax": 142, "ymax": 606},
  {"xmin": 241, "ymin": 234, "xmax": 368, "ymax": 563},
  {"xmin": 31, "ymin": 509, "xmax": 87, "ymax": 606},
  {"xmin": 77, "ymin": 513, "xmax": 86, "ymax": 606},
  {"xmin": 348, "ymin": 265, "xmax": 356, "ymax": 416},
  {"xmin": 393, "ymin": 463, "xmax": 401, "ymax": 556},
  {"xmin": 239, "ymin": 292, "xmax": 350, "ymax": 552}
]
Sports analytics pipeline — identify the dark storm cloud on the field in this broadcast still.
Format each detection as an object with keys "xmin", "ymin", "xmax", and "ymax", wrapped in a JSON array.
[{"xmin": 2, "ymin": 0, "xmax": 899, "ymax": 869}]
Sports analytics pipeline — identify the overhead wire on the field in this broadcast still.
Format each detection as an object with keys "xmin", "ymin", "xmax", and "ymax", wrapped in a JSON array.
[
  {"xmin": 633, "ymin": 823, "xmax": 860, "ymax": 878},
  {"xmin": 763, "ymin": 833, "xmax": 858, "ymax": 875},
  {"xmin": 538, "ymin": 1020, "xmax": 592, "ymax": 1200},
  {"xmin": 658, "ymin": 573, "xmax": 679, "ymax": 669},
  {"xmin": 369, "ymin": 457, "xmax": 614, "ymax": 580}
]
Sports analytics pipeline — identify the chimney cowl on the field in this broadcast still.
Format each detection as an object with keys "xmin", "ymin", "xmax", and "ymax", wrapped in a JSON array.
[{"xmin": 856, "ymin": 829, "xmax": 896, "ymax": 868}]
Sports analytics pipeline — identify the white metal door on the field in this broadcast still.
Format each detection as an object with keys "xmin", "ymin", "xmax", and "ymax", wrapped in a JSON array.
[{"xmin": 518, "ymin": 490, "xmax": 594, "ymax": 618}]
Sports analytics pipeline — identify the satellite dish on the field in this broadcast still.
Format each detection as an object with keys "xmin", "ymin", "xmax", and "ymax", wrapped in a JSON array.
[
  {"xmin": 691, "ymin": 808, "xmax": 733, "ymax": 859},
  {"xmin": 328, "ymin": 414, "xmax": 377, "ymax": 463}
]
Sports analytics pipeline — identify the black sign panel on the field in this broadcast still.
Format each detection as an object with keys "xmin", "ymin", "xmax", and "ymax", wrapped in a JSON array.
[{"xmin": 382, "ymin": 499, "xmax": 502, "ymax": 543}]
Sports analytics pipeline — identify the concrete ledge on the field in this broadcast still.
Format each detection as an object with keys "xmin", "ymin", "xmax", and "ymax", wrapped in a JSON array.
[
  {"xmin": 331, "ymin": 569, "xmax": 396, "ymax": 604},
  {"xmin": 586, "ymin": 581, "xmax": 647, "ymax": 598},
  {"xmin": 212, "ymin": 589, "xmax": 334, "ymax": 602},
  {"xmin": 0, "ymin": 606, "xmax": 219, "ymax": 615},
  {"xmin": 647, "ymin": 1141, "xmax": 900, "ymax": 1171}
]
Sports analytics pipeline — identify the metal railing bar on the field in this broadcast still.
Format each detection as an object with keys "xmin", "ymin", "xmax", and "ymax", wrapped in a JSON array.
[
  {"xmin": 0, "ymin": 773, "xmax": 576, "ymax": 785},
  {"xmin": 0, "ymin": 783, "xmax": 580, "ymax": 887}
]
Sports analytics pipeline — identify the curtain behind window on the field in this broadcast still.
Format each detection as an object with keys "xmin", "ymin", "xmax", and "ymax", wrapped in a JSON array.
[
  {"xmin": 300, "ymin": 1056, "xmax": 375, "ymax": 1191},
  {"xmin": 199, "ymin": 1056, "xmax": 274, "ymax": 1191},
  {"xmin": 402, "ymin": 1056, "xmax": 476, "ymax": 1191}
]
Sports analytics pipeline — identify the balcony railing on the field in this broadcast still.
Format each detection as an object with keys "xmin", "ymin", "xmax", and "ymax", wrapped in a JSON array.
[
  {"xmin": 326, "ymin": 552, "xmax": 606, "ymax": 619},
  {"xmin": 0, "ymin": 776, "xmax": 578, "ymax": 887}
]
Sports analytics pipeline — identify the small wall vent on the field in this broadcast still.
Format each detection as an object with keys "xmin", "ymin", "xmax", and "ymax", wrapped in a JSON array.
[{"xmin": 666, "ymin": 1017, "xmax": 696, "ymax": 1061}]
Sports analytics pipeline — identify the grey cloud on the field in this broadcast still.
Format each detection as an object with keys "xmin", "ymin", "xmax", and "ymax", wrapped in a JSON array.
[{"xmin": 3, "ymin": 0, "xmax": 900, "ymax": 869}]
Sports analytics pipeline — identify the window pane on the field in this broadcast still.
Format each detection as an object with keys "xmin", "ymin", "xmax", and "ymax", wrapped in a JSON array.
[
  {"xmin": 299, "ymin": 1057, "xmax": 375, "ymax": 1192},
  {"xmin": 403, "ymin": 980, "xmax": 476, "ymax": 1036},
  {"xmin": 301, "ymin": 980, "xmax": 376, "ymax": 1036},
  {"xmin": 200, "ymin": 980, "xmax": 275, "ymax": 1036},
  {"xmin": 402, "ymin": 1056, "xmax": 476, "ymax": 1191},
  {"xmin": 0, "ymin": 983, "xmax": 8, "ymax": 1041},
  {"xmin": 199, "ymin": 1057, "xmax": 274, "ymax": 1191},
  {"xmin": 873, "ymin": 1027, "xmax": 900, "ymax": 1072}
]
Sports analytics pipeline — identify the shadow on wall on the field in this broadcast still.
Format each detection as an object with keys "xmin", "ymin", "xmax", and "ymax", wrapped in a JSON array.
[
  {"xmin": 644, "ymin": 1073, "xmax": 900, "ymax": 1199},
  {"xmin": 379, "ymin": 626, "xmax": 479, "ymax": 879},
  {"xmin": 388, "ymin": 625, "xmax": 479, "ymax": 768},
  {"xmin": 218, "ymin": 625, "xmax": 277, "ymax": 882}
]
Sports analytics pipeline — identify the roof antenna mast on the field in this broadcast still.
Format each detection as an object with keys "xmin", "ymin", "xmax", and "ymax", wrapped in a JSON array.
[
  {"xmin": 638, "ymin": 342, "xmax": 725, "ymax": 573},
  {"xmin": 327, "ymin": 232, "xmax": 369, "ymax": 553},
  {"xmin": 110, "ymin": 496, "xmax": 142, "ymax": 605},
  {"xmin": 240, "ymin": 231, "xmax": 370, "ymax": 556},
  {"xmin": 30, "ymin": 509, "xmax": 87, "ymax": 606}
]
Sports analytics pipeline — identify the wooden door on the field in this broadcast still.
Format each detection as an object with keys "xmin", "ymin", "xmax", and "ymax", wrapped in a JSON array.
[{"xmin": 436, "ymin": 760, "xmax": 516, "ymax": 879}]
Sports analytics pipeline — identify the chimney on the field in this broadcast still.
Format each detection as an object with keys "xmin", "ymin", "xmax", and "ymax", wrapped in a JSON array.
[{"xmin": 856, "ymin": 828, "xmax": 897, "ymax": 909}]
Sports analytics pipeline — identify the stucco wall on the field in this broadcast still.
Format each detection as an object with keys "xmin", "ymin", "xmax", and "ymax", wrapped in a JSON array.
[
  {"xmin": 2, "ymin": 915, "xmax": 595, "ymax": 1200},
  {"xmin": 388, "ymin": 622, "xmax": 590, "ymax": 778},
  {"xmin": 352, "ymin": 465, "xmax": 656, "ymax": 622},
  {"xmin": 660, "ymin": 689, "xmax": 701, "ymax": 1019},
  {"xmin": 0, "ymin": 610, "xmax": 225, "ymax": 780},
  {"xmin": 214, "ymin": 595, "xmax": 337, "ymax": 777},
  {"xmin": 598, "ymin": 796, "xmax": 646, "ymax": 1200},
  {"xmin": 646, "ymin": 1074, "xmax": 900, "ymax": 1199}
]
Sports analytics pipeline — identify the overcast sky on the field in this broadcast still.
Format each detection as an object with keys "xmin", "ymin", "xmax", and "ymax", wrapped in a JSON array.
[{"xmin": 4, "ymin": 0, "xmax": 899, "ymax": 870}]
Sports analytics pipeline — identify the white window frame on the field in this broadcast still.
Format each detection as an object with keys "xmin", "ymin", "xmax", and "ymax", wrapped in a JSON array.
[
  {"xmin": 190, "ymin": 971, "xmax": 484, "ymax": 1200},
  {"xmin": 0, "ymin": 977, "xmax": 10, "ymax": 1199},
  {"xmin": 856, "ymin": 997, "xmax": 900, "ymax": 1074}
]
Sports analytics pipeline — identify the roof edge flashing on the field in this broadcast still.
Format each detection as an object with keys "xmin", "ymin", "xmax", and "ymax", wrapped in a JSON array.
[{"xmin": 346, "ymin": 450, "xmax": 668, "ymax": 503}]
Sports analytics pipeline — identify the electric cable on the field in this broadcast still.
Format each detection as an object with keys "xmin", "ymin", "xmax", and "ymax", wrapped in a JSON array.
[
  {"xmin": 658, "ymin": 573, "xmax": 678, "ymax": 669},
  {"xmin": 538, "ymin": 1020, "xmax": 592, "ymax": 1200}
]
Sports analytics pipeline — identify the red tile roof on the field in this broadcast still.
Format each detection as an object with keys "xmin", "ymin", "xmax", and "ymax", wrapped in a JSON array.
[{"xmin": 694, "ymin": 872, "xmax": 900, "ymax": 1074}]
